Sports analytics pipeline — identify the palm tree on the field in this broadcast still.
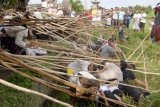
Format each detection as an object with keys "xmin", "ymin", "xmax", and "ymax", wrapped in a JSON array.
[{"xmin": 69, "ymin": 0, "xmax": 84, "ymax": 13}]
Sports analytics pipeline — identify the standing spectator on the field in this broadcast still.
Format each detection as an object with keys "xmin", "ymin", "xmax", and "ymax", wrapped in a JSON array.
[
  {"xmin": 140, "ymin": 10, "xmax": 147, "ymax": 32},
  {"xmin": 133, "ymin": 10, "xmax": 141, "ymax": 32},
  {"xmin": 86, "ymin": 10, "xmax": 92, "ymax": 20},
  {"xmin": 55, "ymin": 7, "xmax": 64, "ymax": 17},
  {"xmin": 106, "ymin": 15, "xmax": 112, "ymax": 26},
  {"xmin": 33, "ymin": 8, "xmax": 43, "ymax": 19},
  {"xmin": 112, "ymin": 8, "xmax": 119, "ymax": 26},
  {"xmin": 149, "ymin": 17, "xmax": 155, "ymax": 31},
  {"xmin": 118, "ymin": 8, "xmax": 125, "ymax": 25},
  {"xmin": 124, "ymin": 9, "xmax": 131, "ymax": 28},
  {"xmin": 150, "ymin": 3, "xmax": 160, "ymax": 44},
  {"xmin": 154, "ymin": 3, "xmax": 160, "ymax": 25},
  {"xmin": 70, "ymin": 10, "xmax": 76, "ymax": 18}
]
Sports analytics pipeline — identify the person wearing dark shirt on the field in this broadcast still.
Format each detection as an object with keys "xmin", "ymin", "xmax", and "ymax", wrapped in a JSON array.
[{"xmin": 119, "ymin": 60, "xmax": 150, "ymax": 102}]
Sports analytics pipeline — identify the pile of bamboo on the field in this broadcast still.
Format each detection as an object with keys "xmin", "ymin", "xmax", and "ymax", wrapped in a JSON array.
[{"xmin": 0, "ymin": 12, "xmax": 159, "ymax": 107}]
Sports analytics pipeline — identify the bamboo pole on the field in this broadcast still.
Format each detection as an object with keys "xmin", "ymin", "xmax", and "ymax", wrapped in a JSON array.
[
  {"xmin": 0, "ymin": 52, "xmax": 87, "ymax": 93},
  {"xmin": 126, "ymin": 32, "xmax": 150, "ymax": 61},
  {"xmin": 0, "ymin": 79, "xmax": 73, "ymax": 107}
]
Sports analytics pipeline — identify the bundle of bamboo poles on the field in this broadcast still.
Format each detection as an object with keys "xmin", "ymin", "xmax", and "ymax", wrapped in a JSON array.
[{"xmin": 0, "ymin": 11, "xmax": 159, "ymax": 107}]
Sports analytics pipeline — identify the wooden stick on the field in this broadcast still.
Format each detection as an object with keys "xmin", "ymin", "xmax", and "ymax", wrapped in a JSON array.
[
  {"xmin": 134, "ymin": 44, "xmax": 150, "ymax": 63},
  {"xmin": 0, "ymin": 79, "xmax": 73, "ymax": 107},
  {"xmin": 127, "ymin": 32, "xmax": 150, "ymax": 61}
]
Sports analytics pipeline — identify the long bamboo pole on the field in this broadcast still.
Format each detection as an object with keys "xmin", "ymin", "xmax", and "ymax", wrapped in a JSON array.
[{"xmin": 0, "ymin": 79, "xmax": 73, "ymax": 107}]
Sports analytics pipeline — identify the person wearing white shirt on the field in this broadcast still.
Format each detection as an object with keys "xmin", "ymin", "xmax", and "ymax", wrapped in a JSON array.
[
  {"xmin": 0, "ymin": 26, "xmax": 47, "ymax": 56},
  {"xmin": 71, "ymin": 11, "xmax": 76, "ymax": 18},
  {"xmin": 97, "ymin": 62, "xmax": 123, "ymax": 82},
  {"xmin": 69, "ymin": 71, "xmax": 100, "ymax": 106},
  {"xmin": 33, "ymin": 9, "xmax": 43, "ymax": 19},
  {"xmin": 99, "ymin": 83, "xmax": 122, "ymax": 107},
  {"xmin": 133, "ymin": 11, "xmax": 141, "ymax": 32},
  {"xmin": 0, "ymin": 26, "xmax": 32, "ymax": 54},
  {"xmin": 112, "ymin": 10, "xmax": 119, "ymax": 26},
  {"xmin": 118, "ymin": 8, "xmax": 125, "ymax": 24},
  {"xmin": 67, "ymin": 60, "xmax": 93, "ymax": 75},
  {"xmin": 106, "ymin": 16, "xmax": 112, "ymax": 26},
  {"xmin": 56, "ymin": 9, "xmax": 64, "ymax": 17},
  {"xmin": 139, "ymin": 10, "xmax": 147, "ymax": 32}
]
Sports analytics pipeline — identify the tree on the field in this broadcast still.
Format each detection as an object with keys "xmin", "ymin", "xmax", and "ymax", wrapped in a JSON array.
[
  {"xmin": 16, "ymin": 0, "xmax": 29, "ymax": 12},
  {"xmin": 69, "ymin": 0, "xmax": 84, "ymax": 13},
  {"xmin": 0, "ymin": 0, "xmax": 29, "ymax": 12}
]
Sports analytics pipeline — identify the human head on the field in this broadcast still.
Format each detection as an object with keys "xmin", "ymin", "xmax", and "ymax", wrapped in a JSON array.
[
  {"xmin": 141, "ymin": 9, "xmax": 144, "ymax": 13},
  {"xmin": 135, "ymin": 10, "xmax": 139, "ymax": 14},
  {"xmin": 127, "ymin": 63, "xmax": 136, "ymax": 70},
  {"xmin": 88, "ymin": 63, "xmax": 98, "ymax": 71},
  {"xmin": 79, "ymin": 77, "xmax": 100, "ymax": 88},
  {"xmin": 156, "ymin": 3, "xmax": 160, "ymax": 7},
  {"xmin": 120, "ymin": 60, "xmax": 136, "ymax": 70},
  {"xmin": 120, "ymin": 60, "xmax": 127, "ymax": 70},
  {"xmin": 27, "ymin": 30, "xmax": 36, "ymax": 40},
  {"xmin": 108, "ymin": 38, "xmax": 116, "ymax": 48}
]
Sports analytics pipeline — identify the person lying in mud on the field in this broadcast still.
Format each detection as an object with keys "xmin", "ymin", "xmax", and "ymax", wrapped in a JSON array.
[
  {"xmin": 67, "ymin": 60, "xmax": 124, "ymax": 106},
  {"xmin": 119, "ymin": 60, "xmax": 150, "ymax": 102},
  {"xmin": 0, "ymin": 25, "xmax": 47, "ymax": 56},
  {"xmin": 69, "ymin": 71, "xmax": 100, "ymax": 107},
  {"xmin": 67, "ymin": 59, "xmax": 98, "ymax": 75},
  {"xmin": 98, "ymin": 80, "xmax": 124, "ymax": 107},
  {"xmin": 91, "ymin": 60, "xmax": 150, "ymax": 103}
]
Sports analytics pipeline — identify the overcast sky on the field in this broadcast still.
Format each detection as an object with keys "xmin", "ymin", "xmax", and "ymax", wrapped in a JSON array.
[{"xmin": 29, "ymin": 0, "xmax": 159, "ymax": 9}]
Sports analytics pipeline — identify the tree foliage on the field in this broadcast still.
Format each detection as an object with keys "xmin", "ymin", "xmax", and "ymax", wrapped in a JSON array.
[
  {"xmin": 133, "ymin": 5, "xmax": 153, "ymax": 14},
  {"xmin": 69, "ymin": 0, "xmax": 84, "ymax": 13},
  {"xmin": 0, "ymin": 0, "xmax": 29, "ymax": 11}
]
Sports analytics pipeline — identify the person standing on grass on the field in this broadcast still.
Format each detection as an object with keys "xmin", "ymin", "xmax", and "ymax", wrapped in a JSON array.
[
  {"xmin": 112, "ymin": 7, "xmax": 119, "ymax": 26},
  {"xmin": 124, "ymin": 9, "xmax": 131, "ymax": 28},
  {"xmin": 139, "ymin": 10, "xmax": 147, "ymax": 32},
  {"xmin": 106, "ymin": 15, "xmax": 112, "ymax": 26},
  {"xmin": 133, "ymin": 10, "xmax": 141, "ymax": 32},
  {"xmin": 150, "ymin": 3, "xmax": 160, "ymax": 44},
  {"xmin": 118, "ymin": 8, "xmax": 125, "ymax": 25}
]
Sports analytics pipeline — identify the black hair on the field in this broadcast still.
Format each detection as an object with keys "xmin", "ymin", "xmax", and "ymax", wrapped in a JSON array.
[
  {"xmin": 1, "ymin": 28, "xmax": 6, "ymax": 34},
  {"xmin": 92, "ymin": 64, "xmax": 98, "ymax": 71},
  {"xmin": 112, "ymin": 89, "xmax": 123, "ymax": 98},
  {"xmin": 108, "ymin": 38, "xmax": 115, "ymax": 42},
  {"xmin": 97, "ymin": 61, "xmax": 106, "ymax": 70},
  {"xmin": 120, "ymin": 60, "xmax": 127, "ymax": 71},
  {"xmin": 127, "ymin": 63, "xmax": 136, "ymax": 70}
]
